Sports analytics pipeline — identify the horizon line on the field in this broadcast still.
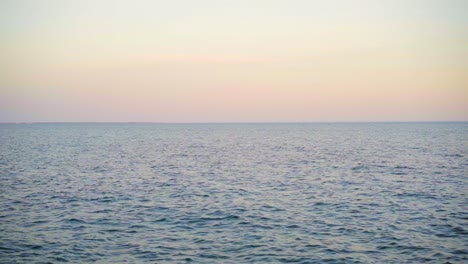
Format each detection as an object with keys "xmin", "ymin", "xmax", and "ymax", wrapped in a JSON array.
[{"xmin": 1, "ymin": 121, "xmax": 467, "ymax": 124}]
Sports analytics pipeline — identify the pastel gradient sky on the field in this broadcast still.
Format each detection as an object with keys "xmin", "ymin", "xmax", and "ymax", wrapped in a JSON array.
[{"xmin": 1, "ymin": 0, "xmax": 467, "ymax": 122}]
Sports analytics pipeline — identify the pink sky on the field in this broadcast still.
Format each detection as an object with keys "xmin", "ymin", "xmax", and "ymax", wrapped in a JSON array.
[{"xmin": 1, "ymin": 0, "xmax": 467, "ymax": 122}]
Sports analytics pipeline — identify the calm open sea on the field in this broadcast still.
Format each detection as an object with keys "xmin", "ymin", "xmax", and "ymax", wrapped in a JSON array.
[{"xmin": 0, "ymin": 123, "xmax": 466, "ymax": 263}]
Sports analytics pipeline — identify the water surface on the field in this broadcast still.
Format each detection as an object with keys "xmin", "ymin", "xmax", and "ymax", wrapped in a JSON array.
[{"xmin": 0, "ymin": 123, "xmax": 467, "ymax": 263}]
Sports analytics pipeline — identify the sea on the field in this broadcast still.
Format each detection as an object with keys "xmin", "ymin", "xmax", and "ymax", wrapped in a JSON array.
[{"xmin": 0, "ymin": 122, "xmax": 466, "ymax": 263}]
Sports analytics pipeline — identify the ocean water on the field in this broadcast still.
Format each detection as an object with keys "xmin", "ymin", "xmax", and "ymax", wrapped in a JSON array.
[{"xmin": 0, "ymin": 122, "xmax": 466, "ymax": 263}]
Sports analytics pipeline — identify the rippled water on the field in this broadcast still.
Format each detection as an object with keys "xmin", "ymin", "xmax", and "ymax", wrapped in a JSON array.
[{"xmin": 0, "ymin": 123, "xmax": 467, "ymax": 263}]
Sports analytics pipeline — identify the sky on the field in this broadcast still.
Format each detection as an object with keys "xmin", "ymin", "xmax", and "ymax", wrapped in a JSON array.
[{"xmin": 1, "ymin": 0, "xmax": 467, "ymax": 122}]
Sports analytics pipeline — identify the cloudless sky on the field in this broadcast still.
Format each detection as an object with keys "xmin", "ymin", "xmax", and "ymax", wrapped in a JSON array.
[{"xmin": 1, "ymin": 0, "xmax": 467, "ymax": 122}]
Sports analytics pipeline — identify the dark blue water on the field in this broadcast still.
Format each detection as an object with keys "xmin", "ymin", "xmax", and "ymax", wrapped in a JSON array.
[{"xmin": 0, "ymin": 123, "xmax": 467, "ymax": 263}]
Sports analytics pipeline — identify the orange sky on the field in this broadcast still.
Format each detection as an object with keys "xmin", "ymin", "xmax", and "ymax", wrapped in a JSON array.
[{"xmin": 1, "ymin": 0, "xmax": 467, "ymax": 122}]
